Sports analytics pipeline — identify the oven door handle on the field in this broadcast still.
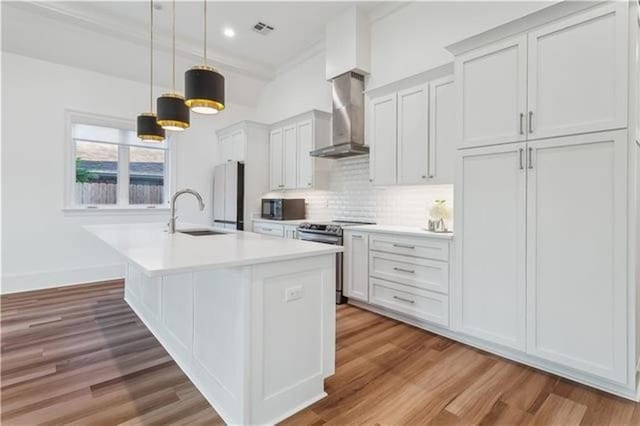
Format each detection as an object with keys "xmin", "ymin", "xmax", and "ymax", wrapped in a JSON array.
[{"xmin": 297, "ymin": 232, "xmax": 341, "ymax": 245}]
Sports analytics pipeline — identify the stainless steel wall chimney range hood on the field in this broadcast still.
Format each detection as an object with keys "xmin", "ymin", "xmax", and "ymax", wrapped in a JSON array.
[{"xmin": 310, "ymin": 72, "xmax": 368, "ymax": 159}]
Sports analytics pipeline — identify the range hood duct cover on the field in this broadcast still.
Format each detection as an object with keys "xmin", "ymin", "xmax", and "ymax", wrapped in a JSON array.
[{"xmin": 311, "ymin": 71, "xmax": 368, "ymax": 159}]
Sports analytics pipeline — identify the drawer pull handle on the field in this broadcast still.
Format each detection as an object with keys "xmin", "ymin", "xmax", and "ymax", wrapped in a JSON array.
[
  {"xmin": 393, "ymin": 295, "xmax": 415, "ymax": 304},
  {"xmin": 393, "ymin": 243, "xmax": 415, "ymax": 249},
  {"xmin": 262, "ymin": 227, "xmax": 272, "ymax": 231},
  {"xmin": 393, "ymin": 267, "xmax": 415, "ymax": 274}
]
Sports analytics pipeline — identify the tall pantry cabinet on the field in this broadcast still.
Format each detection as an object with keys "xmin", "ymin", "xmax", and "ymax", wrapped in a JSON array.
[{"xmin": 448, "ymin": 0, "xmax": 640, "ymax": 399}]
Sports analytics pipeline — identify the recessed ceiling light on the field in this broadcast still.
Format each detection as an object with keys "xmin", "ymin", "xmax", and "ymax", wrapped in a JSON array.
[{"xmin": 223, "ymin": 27, "xmax": 235, "ymax": 38}]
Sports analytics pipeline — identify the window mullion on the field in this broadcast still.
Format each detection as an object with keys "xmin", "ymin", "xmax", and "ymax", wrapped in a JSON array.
[{"xmin": 118, "ymin": 138, "xmax": 130, "ymax": 207}]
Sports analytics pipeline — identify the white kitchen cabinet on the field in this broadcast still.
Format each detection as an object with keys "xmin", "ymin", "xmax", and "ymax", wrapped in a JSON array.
[
  {"xmin": 454, "ymin": 2, "xmax": 628, "ymax": 149},
  {"xmin": 455, "ymin": 34, "xmax": 527, "ymax": 148},
  {"xmin": 282, "ymin": 125, "xmax": 297, "ymax": 189},
  {"xmin": 269, "ymin": 110, "xmax": 331, "ymax": 191},
  {"xmin": 428, "ymin": 76, "xmax": 456, "ymax": 184},
  {"xmin": 252, "ymin": 222, "xmax": 284, "ymax": 238},
  {"xmin": 213, "ymin": 164, "xmax": 225, "ymax": 222},
  {"xmin": 455, "ymin": 143, "xmax": 527, "ymax": 351},
  {"xmin": 368, "ymin": 70, "xmax": 456, "ymax": 186},
  {"xmin": 296, "ymin": 120, "xmax": 314, "ymax": 189},
  {"xmin": 269, "ymin": 129, "xmax": 284, "ymax": 190},
  {"xmin": 344, "ymin": 230, "xmax": 369, "ymax": 302},
  {"xmin": 369, "ymin": 93, "xmax": 397, "ymax": 186},
  {"xmin": 219, "ymin": 130, "xmax": 246, "ymax": 163},
  {"xmin": 397, "ymin": 84, "xmax": 429, "ymax": 184},
  {"xmin": 283, "ymin": 225, "xmax": 298, "ymax": 239},
  {"xmin": 525, "ymin": 130, "xmax": 627, "ymax": 383},
  {"xmin": 527, "ymin": 2, "xmax": 627, "ymax": 140}
]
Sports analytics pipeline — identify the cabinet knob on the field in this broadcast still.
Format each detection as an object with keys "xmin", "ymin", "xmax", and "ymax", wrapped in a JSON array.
[{"xmin": 421, "ymin": 175, "xmax": 427, "ymax": 179}]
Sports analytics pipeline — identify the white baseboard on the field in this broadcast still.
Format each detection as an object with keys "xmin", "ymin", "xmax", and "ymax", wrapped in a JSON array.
[{"xmin": 1, "ymin": 264, "xmax": 125, "ymax": 294}]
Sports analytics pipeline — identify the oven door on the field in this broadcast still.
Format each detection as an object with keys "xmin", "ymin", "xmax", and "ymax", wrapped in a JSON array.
[{"xmin": 297, "ymin": 230, "xmax": 345, "ymax": 304}]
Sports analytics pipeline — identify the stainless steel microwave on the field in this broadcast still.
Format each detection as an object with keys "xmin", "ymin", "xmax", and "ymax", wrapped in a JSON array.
[{"xmin": 261, "ymin": 199, "xmax": 305, "ymax": 221}]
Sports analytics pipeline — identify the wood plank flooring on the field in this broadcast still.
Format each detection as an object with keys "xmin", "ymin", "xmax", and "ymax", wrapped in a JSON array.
[{"xmin": 2, "ymin": 280, "xmax": 639, "ymax": 425}]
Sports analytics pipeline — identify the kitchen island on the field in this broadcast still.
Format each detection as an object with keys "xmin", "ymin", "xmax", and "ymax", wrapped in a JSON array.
[{"xmin": 84, "ymin": 223, "xmax": 341, "ymax": 425}]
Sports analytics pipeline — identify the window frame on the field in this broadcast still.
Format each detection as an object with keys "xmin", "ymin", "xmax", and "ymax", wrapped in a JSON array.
[{"xmin": 64, "ymin": 110, "xmax": 175, "ymax": 214}]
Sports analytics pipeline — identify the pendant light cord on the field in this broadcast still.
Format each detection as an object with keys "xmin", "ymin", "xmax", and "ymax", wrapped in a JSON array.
[
  {"xmin": 172, "ymin": 0, "xmax": 176, "ymax": 92},
  {"xmin": 149, "ymin": 0, "xmax": 154, "ymax": 112},
  {"xmin": 203, "ymin": 0, "xmax": 207, "ymax": 65}
]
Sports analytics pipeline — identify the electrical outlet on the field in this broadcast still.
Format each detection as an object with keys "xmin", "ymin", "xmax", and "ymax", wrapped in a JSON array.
[{"xmin": 285, "ymin": 286, "xmax": 303, "ymax": 302}]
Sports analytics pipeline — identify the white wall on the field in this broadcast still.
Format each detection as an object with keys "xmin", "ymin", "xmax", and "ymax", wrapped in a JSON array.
[
  {"xmin": 0, "ymin": 53, "xmax": 255, "ymax": 293},
  {"xmin": 368, "ymin": 1, "xmax": 552, "ymax": 88},
  {"xmin": 254, "ymin": 51, "xmax": 332, "ymax": 124}
]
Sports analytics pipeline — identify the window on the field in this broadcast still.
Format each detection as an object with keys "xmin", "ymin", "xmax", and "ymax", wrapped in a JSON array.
[{"xmin": 66, "ymin": 112, "xmax": 172, "ymax": 210}]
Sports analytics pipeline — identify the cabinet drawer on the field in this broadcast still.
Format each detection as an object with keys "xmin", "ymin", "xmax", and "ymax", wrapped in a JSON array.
[
  {"xmin": 369, "ymin": 251, "xmax": 449, "ymax": 294},
  {"xmin": 369, "ymin": 234, "xmax": 449, "ymax": 261},
  {"xmin": 253, "ymin": 223, "xmax": 284, "ymax": 237},
  {"xmin": 369, "ymin": 277, "xmax": 449, "ymax": 327}
]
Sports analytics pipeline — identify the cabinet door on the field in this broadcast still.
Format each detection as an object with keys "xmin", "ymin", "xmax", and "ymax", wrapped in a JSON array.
[
  {"xmin": 455, "ymin": 143, "xmax": 526, "ymax": 350},
  {"xmin": 344, "ymin": 231, "xmax": 369, "ymax": 302},
  {"xmin": 370, "ymin": 93, "xmax": 397, "ymax": 185},
  {"xmin": 230, "ymin": 130, "xmax": 245, "ymax": 162},
  {"xmin": 269, "ymin": 129, "xmax": 283, "ymax": 190},
  {"xmin": 527, "ymin": 2, "xmax": 627, "ymax": 140},
  {"xmin": 224, "ymin": 162, "xmax": 237, "ymax": 222},
  {"xmin": 428, "ymin": 76, "xmax": 456, "ymax": 184},
  {"xmin": 397, "ymin": 84, "xmax": 429, "ymax": 185},
  {"xmin": 219, "ymin": 134, "xmax": 232, "ymax": 163},
  {"xmin": 297, "ymin": 120, "xmax": 314, "ymax": 188},
  {"xmin": 283, "ymin": 125, "xmax": 298, "ymax": 189},
  {"xmin": 456, "ymin": 35, "xmax": 527, "ymax": 148},
  {"xmin": 526, "ymin": 130, "xmax": 627, "ymax": 383}
]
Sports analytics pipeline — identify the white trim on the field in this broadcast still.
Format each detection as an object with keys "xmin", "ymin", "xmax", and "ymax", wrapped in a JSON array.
[
  {"xmin": 65, "ymin": 110, "xmax": 173, "ymax": 212},
  {"xmin": 62, "ymin": 207, "xmax": 169, "ymax": 215},
  {"xmin": 1, "ymin": 264, "xmax": 125, "ymax": 294}
]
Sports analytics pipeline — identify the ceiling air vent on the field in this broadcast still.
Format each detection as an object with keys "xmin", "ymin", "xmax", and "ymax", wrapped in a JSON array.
[{"xmin": 252, "ymin": 22, "xmax": 275, "ymax": 35}]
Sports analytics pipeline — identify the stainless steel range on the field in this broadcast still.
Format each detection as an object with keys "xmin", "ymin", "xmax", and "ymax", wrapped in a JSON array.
[{"xmin": 297, "ymin": 220, "xmax": 374, "ymax": 304}]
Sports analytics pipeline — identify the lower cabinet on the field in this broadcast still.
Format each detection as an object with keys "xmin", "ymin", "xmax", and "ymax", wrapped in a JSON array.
[
  {"xmin": 455, "ymin": 129, "xmax": 628, "ymax": 385},
  {"xmin": 344, "ymin": 231, "xmax": 369, "ymax": 302},
  {"xmin": 369, "ymin": 277, "xmax": 449, "ymax": 327},
  {"xmin": 344, "ymin": 229, "xmax": 452, "ymax": 328},
  {"xmin": 455, "ymin": 143, "xmax": 527, "ymax": 351},
  {"xmin": 252, "ymin": 221, "xmax": 299, "ymax": 239}
]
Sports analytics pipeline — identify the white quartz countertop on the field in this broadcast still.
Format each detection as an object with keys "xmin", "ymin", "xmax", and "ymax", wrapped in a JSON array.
[
  {"xmin": 346, "ymin": 225, "xmax": 454, "ymax": 239},
  {"xmin": 84, "ymin": 223, "xmax": 342, "ymax": 277}
]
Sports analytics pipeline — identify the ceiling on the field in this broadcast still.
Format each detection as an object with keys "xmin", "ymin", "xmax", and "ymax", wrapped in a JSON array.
[{"xmin": 5, "ymin": 1, "xmax": 381, "ymax": 80}]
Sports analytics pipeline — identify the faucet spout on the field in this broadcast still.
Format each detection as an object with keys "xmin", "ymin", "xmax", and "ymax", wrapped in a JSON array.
[{"xmin": 168, "ymin": 189, "xmax": 205, "ymax": 234}]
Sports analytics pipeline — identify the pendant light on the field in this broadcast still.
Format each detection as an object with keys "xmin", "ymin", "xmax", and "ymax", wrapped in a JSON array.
[
  {"xmin": 157, "ymin": 0, "xmax": 190, "ymax": 131},
  {"xmin": 137, "ymin": 0, "xmax": 165, "ymax": 142},
  {"xmin": 184, "ymin": 0, "xmax": 225, "ymax": 114}
]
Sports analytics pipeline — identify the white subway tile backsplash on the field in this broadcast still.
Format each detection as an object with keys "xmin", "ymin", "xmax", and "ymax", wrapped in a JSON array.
[{"xmin": 262, "ymin": 156, "xmax": 454, "ymax": 230}]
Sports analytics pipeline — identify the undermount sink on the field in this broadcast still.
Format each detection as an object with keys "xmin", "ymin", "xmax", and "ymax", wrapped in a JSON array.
[{"xmin": 178, "ymin": 229, "xmax": 227, "ymax": 236}]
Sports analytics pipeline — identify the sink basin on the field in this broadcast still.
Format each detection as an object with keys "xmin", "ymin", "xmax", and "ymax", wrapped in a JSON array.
[{"xmin": 178, "ymin": 229, "xmax": 227, "ymax": 236}]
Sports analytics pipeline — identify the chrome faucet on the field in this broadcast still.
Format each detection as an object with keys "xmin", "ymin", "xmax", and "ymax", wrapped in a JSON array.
[{"xmin": 168, "ymin": 189, "xmax": 205, "ymax": 234}]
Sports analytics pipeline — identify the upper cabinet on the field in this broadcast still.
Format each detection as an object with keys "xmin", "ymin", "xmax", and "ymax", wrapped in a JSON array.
[
  {"xmin": 219, "ymin": 129, "xmax": 247, "ymax": 163},
  {"xmin": 397, "ymin": 85, "xmax": 429, "ymax": 185},
  {"xmin": 269, "ymin": 110, "xmax": 331, "ymax": 191},
  {"xmin": 455, "ymin": 2, "xmax": 628, "ymax": 149},
  {"xmin": 368, "ymin": 68, "xmax": 456, "ymax": 186},
  {"xmin": 526, "ymin": 3, "xmax": 628, "ymax": 140},
  {"xmin": 456, "ymin": 35, "xmax": 527, "ymax": 148},
  {"xmin": 369, "ymin": 93, "xmax": 397, "ymax": 186}
]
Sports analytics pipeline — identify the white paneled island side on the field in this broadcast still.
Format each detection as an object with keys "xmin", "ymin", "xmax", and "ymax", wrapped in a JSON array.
[{"xmin": 84, "ymin": 223, "xmax": 341, "ymax": 425}]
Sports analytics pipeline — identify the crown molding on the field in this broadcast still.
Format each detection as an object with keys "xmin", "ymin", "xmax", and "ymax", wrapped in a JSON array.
[{"xmin": 8, "ymin": 1, "xmax": 276, "ymax": 81}]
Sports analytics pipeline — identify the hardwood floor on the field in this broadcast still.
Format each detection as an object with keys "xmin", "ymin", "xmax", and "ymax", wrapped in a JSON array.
[{"xmin": 2, "ymin": 281, "xmax": 639, "ymax": 425}]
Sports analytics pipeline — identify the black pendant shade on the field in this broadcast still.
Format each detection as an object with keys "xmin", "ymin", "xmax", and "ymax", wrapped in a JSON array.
[
  {"xmin": 157, "ymin": 93, "xmax": 190, "ymax": 131},
  {"xmin": 185, "ymin": 65, "xmax": 225, "ymax": 114},
  {"xmin": 137, "ymin": 113, "xmax": 166, "ymax": 141}
]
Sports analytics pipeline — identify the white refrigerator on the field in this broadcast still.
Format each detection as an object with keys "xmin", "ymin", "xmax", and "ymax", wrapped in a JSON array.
[{"xmin": 213, "ymin": 161, "xmax": 244, "ymax": 230}]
